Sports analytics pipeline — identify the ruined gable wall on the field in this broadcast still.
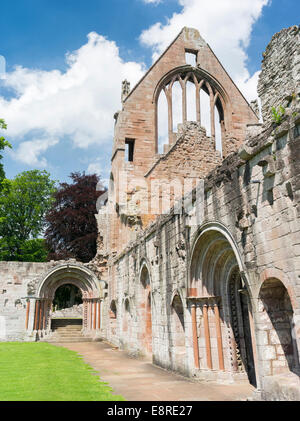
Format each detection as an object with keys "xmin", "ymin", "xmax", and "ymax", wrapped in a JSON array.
[
  {"xmin": 258, "ymin": 25, "xmax": 300, "ymax": 126},
  {"xmin": 112, "ymin": 27, "xmax": 258, "ymax": 179}
]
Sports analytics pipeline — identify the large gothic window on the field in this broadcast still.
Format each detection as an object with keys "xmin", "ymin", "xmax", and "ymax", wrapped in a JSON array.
[{"xmin": 156, "ymin": 70, "xmax": 225, "ymax": 156}]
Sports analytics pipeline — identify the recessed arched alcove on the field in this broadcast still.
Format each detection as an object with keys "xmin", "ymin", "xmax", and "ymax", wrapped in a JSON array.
[
  {"xmin": 170, "ymin": 293, "xmax": 186, "ymax": 374},
  {"xmin": 258, "ymin": 278, "xmax": 299, "ymax": 377},
  {"xmin": 189, "ymin": 225, "xmax": 256, "ymax": 385},
  {"xmin": 139, "ymin": 262, "xmax": 152, "ymax": 355}
]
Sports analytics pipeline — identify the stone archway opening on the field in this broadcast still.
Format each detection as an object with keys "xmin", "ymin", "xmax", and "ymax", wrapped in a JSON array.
[
  {"xmin": 140, "ymin": 264, "xmax": 152, "ymax": 355},
  {"xmin": 189, "ymin": 226, "xmax": 257, "ymax": 385},
  {"xmin": 52, "ymin": 283, "xmax": 83, "ymax": 315},
  {"xmin": 31, "ymin": 264, "xmax": 102, "ymax": 341},
  {"xmin": 50, "ymin": 283, "xmax": 84, "ymax": 337},
  {"xmin": 258, "ymin": 278, "xmax": 299, "ymax": 377}
]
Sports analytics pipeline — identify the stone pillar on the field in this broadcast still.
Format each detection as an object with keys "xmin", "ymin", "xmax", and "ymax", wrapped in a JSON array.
[
  {"xmin": 34, "ymin": 300, "xmax": 40, "ymax": 331},
  {"xmin": 83, "ymin": 299, "xmax": 88, "ymax": 331},
  {"xmin": 214, "ymin": 303, "xmax": 224, "ymax": 371},
  {"xmin": 38, "ymin": 300, "xmax": 43, "ymax": 331},
  {"xmin": 93, "ymin": 301, "xmax": 97, "ymax": 330},
  {"xmin": 25, "ymin": 300, "xmax": 30, "ymax": 330},
  {"xmin": 163, "ymin": 86, "xmax": 173, "ymax": 144},
  {"xmin": 191, "ymin": 303, "xmax": 200, "ymax": 369},
  {"xmin": 182, "ymin": 84, "xmax": 187, "ymax": 122},
  {"xmin": 27, "ymin": 298, "xmax": 36, "ymax": 333},
  {"xmin": 90, "ymin": 300, "xmax": 93, "ymax": 330},
  {"xmin": 203, "ymin": 303, "xmax": 212, "ymax": 369},
  {"xmin": 210, "ymin": 93, "xmax": 215, "ymax": 145},
  {"xmin": 98, "ymin": 301, "xmax": 101, "ymax": 330}
]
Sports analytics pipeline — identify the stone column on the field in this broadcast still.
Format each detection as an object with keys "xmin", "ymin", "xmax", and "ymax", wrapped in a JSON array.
[
  {"xmin": 163, "ymin": 86, "xmax": 173, "ymax": 144},
  {"xmin": 38, "ymin": 300, "xmax": 43, "ymax": 331},
  {"xmin": 25, "ymin": 300, "xmax": 30, "ymax": 330},
  {"xmin": 98, "ymin": 301, "xmax": 101, "ymax": 330},
  {"xmin": 178, "ymin": 76, "xmax": 187, "ymax": 123},
  {"xmin": 210, "ymin": 94, "xmax": 215, "ymax": 145},
  {"xmin": 90, "ymin": 300, "xmax": 93, "ymax": 330},
  {"xmin": 44, "ymin": 299, "xmax": 51, "ymax": 331},
  {"xmin": 83, "ymin": 299, "xmax": 88, "ymax": 331},
  {"xmin": 203, "ymin": 303, "xmax": 212, "ymax": 369},
  {"xmin": 191, "ymin": 303, "xmax": 200, "ymax": 369},
  {"xmin": 93, "ymin": 301, "xmax": 97, "ymax": 330},
  {"xmin": 34, "ymin": 300, "xmax": 40, "ymax": 331},
  {"xmin": 214, "ymin": 303, "xmax": 224, "ymax": 371},
  {"xmin": 27, "ymin": 298, "xmax": 36, "ymax": 333},
  {"xmin": 42, "ymin": 300, "xmax": 46, "ymax": 330}
]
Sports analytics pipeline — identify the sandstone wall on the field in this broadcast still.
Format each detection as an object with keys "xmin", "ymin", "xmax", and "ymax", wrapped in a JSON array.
[
  {"xmin": 258, "ymin": 25, "xmax": 300, "ymax": 126},
  {"xmin": 108, "ymin": 112, "xmax": 300, "ymax": 389},
  {"xmin": 0, "ymin": 261, "xmax": 55, "ymax": 341}
]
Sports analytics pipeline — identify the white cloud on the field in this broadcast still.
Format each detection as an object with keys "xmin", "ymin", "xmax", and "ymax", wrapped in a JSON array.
[
  {"xmin": 142, "ymin": 0, "xmax": 162, "ymax": 4},
  {"xmin": 1, "ymin": 2, "xmax": 270, "ymax": 168},
  {"xmin": 10, "ymin": 137, "xmax": 59, "ymax": 167},
  {"xmin": 0, "ymin": 32, "xmax": 145, "ymax": 166},
  {"xmin": 140, "ymin": 0, "xmax": 270, "ymax": 101},
  {"xmin": 87, "ymin": 162, "xmax": 103, "ymax": 176}
]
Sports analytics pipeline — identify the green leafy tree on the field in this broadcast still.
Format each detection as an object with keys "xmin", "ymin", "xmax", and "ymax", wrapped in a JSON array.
[
  {"xmin": 18, "ymin": 239, "xmax": 49, "ymax": 262},
  {"xmin": 0, "ymin": 170, "xmax": 56, "ymax": 261},
  {"xmin": 0, "ymin": 119, "xmax": 12, "ymax": 189}
]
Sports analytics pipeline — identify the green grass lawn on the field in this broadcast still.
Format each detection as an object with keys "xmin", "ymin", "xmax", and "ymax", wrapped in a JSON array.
[{"xmin": 0, "ymin": 342, "xmax": 125, "ymax": 401}]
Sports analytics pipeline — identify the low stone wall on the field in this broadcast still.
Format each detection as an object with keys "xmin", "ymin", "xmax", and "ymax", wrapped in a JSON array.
[
  {"xmin": 0, "ymin": 261, "xmax": 55, "ymax": 341},
  {"xmin": 51, "ymin": 304, "xmax": 83, "ymax": 319}
]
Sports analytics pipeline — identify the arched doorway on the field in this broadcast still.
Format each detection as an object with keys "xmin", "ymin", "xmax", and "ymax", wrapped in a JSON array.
[
  {"xmin": 31, "ymin": 264, "xmax": 102, "ymax": 340},
  {"xmin": 258, "ymin": 278, "xmax": 299, "ymax": 376},
  {"xmin": 140, "ymin": 263, "xmax": 152, "ymax": 354},
  {"xmin": 189, "ymin": 225, "xmax": 256, "ymax": 385},
  {"xmin": 50, "ymin": 283, "xmax": 83, "ymax": 333}
]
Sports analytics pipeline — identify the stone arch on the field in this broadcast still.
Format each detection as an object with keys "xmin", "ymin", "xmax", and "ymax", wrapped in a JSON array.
[
  {"xmin": 154, "ymin": 66, "xmax": 231, "ymax": 154},
  {"xmin": 138, "ymin": 260, "xmax": 152, "ymax": 354},
  {"xmin": 32, "ymin": 264, "xmax": 102, "ymax": 335},
  {"xmin": 258, "ymin": 277, "xmax": 300, "ymax": 377},
  {"xmin": 122, "ymin": 297, "xmax": 132, "ymax": 339},
  {"xmin": 37, "ymin": 264, "xmax": 101, "ymax": 300},
  {"xmin": 109, "ymin": 299, "xmax": 118, "ymax": 337},
  {"xmin": 189, "ymin": 222, "xmax": 247, "ymax": 297},
  {"xmin": 188, "ymin": 223, "xmax": 256, "ymax": 385},
  {"xmin": 259, "ymin": 268, "xmax": 298, "ymax": 311},
  {"xmin": 170, "ymin": 293, "xmax": 186, "ymax": 374}
]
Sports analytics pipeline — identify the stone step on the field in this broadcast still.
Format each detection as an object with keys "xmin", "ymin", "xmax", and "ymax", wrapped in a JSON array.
[
  {"xmin": 51, "ymin": 319, "xmax": 83, "ymax": 328},
  {"xmin": 45, "ymin": 338, "xmax": 93, "ymax": 343},
  {"xmin": 54, "ymin": 327, "xmax": 82, "ymax": 331}
]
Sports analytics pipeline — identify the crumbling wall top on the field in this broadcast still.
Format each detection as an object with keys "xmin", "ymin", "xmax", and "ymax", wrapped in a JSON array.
[{"xmin": 258, "ymin": 25, "xmax": 300, "ymax": 126}]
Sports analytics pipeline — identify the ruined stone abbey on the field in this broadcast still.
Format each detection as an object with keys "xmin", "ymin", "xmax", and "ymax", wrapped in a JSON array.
[{"xmin": 1, "ymin": 26, "xmax": 300, "ymax": 401}]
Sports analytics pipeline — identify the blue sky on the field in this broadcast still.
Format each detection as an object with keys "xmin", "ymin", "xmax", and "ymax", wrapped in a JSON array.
[{"xmin": 0, "ymin": 0, "xmax": 299, "ymax": 185}]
